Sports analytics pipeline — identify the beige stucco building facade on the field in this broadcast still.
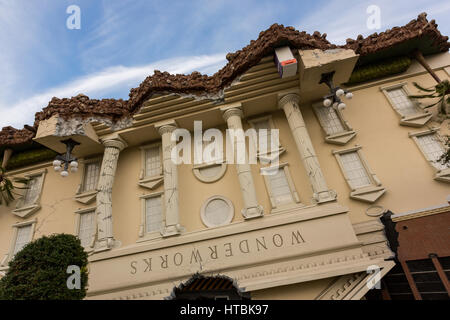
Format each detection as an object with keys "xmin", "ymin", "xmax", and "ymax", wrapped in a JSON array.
[{"xmin": 0, "ymin": 14, "xmax": 449, "ymax": 300}]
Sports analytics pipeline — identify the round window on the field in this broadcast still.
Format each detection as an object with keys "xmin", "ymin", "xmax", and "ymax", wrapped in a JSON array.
[
  {"xmin": 192, "ymin": 163, "xmax": 227, "ymax": 183},
  {"xmin": 200, "ymin": 196, "xmax": 234, "ymax": 228}
]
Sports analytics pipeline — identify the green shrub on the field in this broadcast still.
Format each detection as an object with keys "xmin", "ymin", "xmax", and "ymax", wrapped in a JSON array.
[
  {"xmin": 0, "ymin": 234, "xmax": 88, "ymax": 300},
  {"xmin": 347, "ymin": 56, "xmax": 412, "ymax": 85}
]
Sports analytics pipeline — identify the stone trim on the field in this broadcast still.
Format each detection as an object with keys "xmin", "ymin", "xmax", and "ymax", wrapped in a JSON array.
[
  {"xmin": 352, "ymin": 219, "xmax": 395, "ymax": 260},
  {"xmin": 380, "ymin": 82, "xmax": 432, "ymax": 127},
  {"xmin": 392, "ymin": 201, "xmax": 450, "ymax": 222},
  {"xmin": 74, "ymin": 206, "xmax": 97, "ymax": 252},
  {"xmin": 137, "ymin": 192, "xmax": 165, "ymax": 242},
  {"xmin": 260, "ymin": 162, "xmax": 301, "ymax": 210},
  {"xmin": 409, "ymin": 128, "xmax": 450, "ymax": 183},
  {"xmin": 75, "ymin": 156, "xmax": 102, "ymax": 204},
  {"xmin": 200, "ymin": 195, "xmax": 235, "ymax": 228},
  {"xmin": 1, "ymin": 218, "xmax": 37, "ymax": 268},
  {"xmin": 192, "ymin": 162, "xmax": 227, "ymax": 183},
  {"xmin": 138, "ymin": 142, "xmax": 164, "ymax": 190},
  {"xmin": 247, "ymin": 114, "xmax": 286, "ymax": 160},
  {"xmin": 311, "ymin": 101, "xmax": 356, "ymax": 145},
  {"xmin": 333, "ymin": 145, "xmax": 386, "ymax": 203},
  {"xmin": 12, "ymin": 169, "xmax": 47, "ymax": 218}
]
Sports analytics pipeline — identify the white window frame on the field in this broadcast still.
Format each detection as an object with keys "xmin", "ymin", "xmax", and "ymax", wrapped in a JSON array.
[
  {"xmin": 333, "ymin": 145, "xmax": 386, "ymax": 203},
  {"xmin": 12, "ymin": 169, "xmax": 47, "ymax": 218},
  {"xmin": 380, "ymin": 82, "xmax": 432, "ymax": 127},
  {"xmin": 409, "ymin": 128, "xmax": 450, "ymax": 183},
  {"xmin": 74, "ymin": 207, "xmax": 97, "ymax": 251},
  {"xmin": 200, "ymin": 195, "xmax": 234, "ymax": 228},
  {"xmin": 138, "ymin": 142, "xmax": 164, "ymax": 190},
  {"xmin": 260, "ymin": 163, "xmax": 301, "ymax": 210},
  {"xmin": 137, "ymin": 192, "xmax": 165, "ymax": 242},
  {"xmin": 75, "ymin": 157, "xmax": 102, "ymax": 204},
  {"xmin": 0, "ymin": 219, "xmax": 37, "ymax": 268},
  {"xmin": 248, "ymin": 115, "xmax": 285, "ymax": 161},
  {"xmin": 312, "ymin": 101, "xmax": 356, "ymax": 145}
]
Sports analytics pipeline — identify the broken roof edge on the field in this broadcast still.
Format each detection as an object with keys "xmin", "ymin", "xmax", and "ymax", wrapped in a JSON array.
[{"xmin": 1, "ymin": 12, "xmax": 449, "ymax": 151}]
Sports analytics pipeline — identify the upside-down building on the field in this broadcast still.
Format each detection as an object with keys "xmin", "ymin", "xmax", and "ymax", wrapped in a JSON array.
[{"xmin": 0, "ymin": 13, "xmax": 449, "ymax": 300}]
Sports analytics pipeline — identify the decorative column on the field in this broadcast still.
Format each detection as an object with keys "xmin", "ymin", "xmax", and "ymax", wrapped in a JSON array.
[
  {"xmin": 155, "ymin": 120, "xmax": 183, "ymax": 237},
  {"xmin": 95, "ymin": 134, "xmax": 127, "ymax": 252},
  {"xmin": 221, "ymin": 105, "xmax": 264, "ymax": 219},
  {"xmin": 279, "ymin": 94, "xmax": 336, "ymax": 203}
]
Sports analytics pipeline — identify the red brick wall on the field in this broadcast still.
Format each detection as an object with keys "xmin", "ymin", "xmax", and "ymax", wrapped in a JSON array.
[{"xmin": 396, "ymin": 211, "xmax": 450, "ymax": 261}]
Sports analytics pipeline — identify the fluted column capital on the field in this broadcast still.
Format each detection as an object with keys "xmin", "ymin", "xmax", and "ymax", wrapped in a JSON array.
[
  {"xmin": 278, "ymin": 93, "xmax": 300, "ymax": 110},
  {"xmin": 221, "ymin": 104, "xmax": 244, "ymax": 122},
  {"xmin": 101, "ymin": 134, "xmax": 127, "ymax": 151},
  {"xmin": 155, "ymin": 119, "xmax": 178, "ymax": 136}
]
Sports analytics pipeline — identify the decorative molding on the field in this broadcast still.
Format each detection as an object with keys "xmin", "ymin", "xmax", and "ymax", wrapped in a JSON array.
[
  {"xmin": 192, "ymin": 162, "xmax": 227, "ymax": 183},
  {"xmin": 352, "ymin": 219, "xmax": 395, "ymax": 260},
  {"xmin": 200, "ymin": 195, "xmax": 235, "ymax": 228},
  {"xmin": 278, "ymin": 93, "xmax": 300, "ymax": 109},
  {"xmin": 12, "ymin": 169, "xmax": 47, "ymax": 218},
  {"xmin": 380, "ymin": 82, "xmax": 432, "ymax": 127},
  {"xmin": 312, "ymin": 101, "xmax": 357, "ymax": 146},
  {"xmin": 333, "ymin": 145, "xmax": 386, "ymax": 203},
  {"xmin": 392, "ymin": 203, "xmax": 450, "ymax": 222},
  {"xmin": 74, "ymin": 190, "xmax": 97, "ymax": 205}
]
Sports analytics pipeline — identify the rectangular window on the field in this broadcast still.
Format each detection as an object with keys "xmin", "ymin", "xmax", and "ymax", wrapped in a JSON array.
[
  {"xmin": 314, "ymin": 105, "xmax": 345, "ymax": 135},
  {"xmin": 22, "ymin": 175, "xmax": 42, "ymax": 206},
  {"xmin": 13, "ymin": 170, "xmax": 46, "ymax": 218},
  {"xmin": 268, "ymin": 168, "xmax": 294, "ymax": 205},
  {"xmin": 261, "ymin": 163, "xmax": 300, "ymax": 209},
  {"xmin": 145, "ymin": 196, "xmax": 163, "ymax": 234},
  {"xmin": 13, "ymin": 225, "xmax": 32, "ymax": 255},
  {"xmin": 145, "ymin": 146, "xmax": 162, "ymax": 178},
  {"xmin": 381, "ymin": 83, "xmax": 432, "ymax": 127},
  {"xmin": 333, "ymin": 146, "xmax": 385, "ymax": 203},
  {"xmin": 385, "ymin": 87, "xmax": 421, "ymax": 117},
  {"xmin": 78, "ymin": 210, "xmax": 96, "ymax": 247},
  {"xmin": 339, "ymin": 151, "xmax": 372, "ymax": 189},
  {"xmin": 82, "ymin": 161, "xmax": 100, "ymax": 193},
  {"xmin": 312, "ymin": 102, "xmax": 356, "ymax": 145},
  {"xmin": 248, "ymin": 116, "xmax": 283, "ymax": 157},
  {"xmin": 415, "ymin": 133, "xmax": 448, "ymax": 171}
]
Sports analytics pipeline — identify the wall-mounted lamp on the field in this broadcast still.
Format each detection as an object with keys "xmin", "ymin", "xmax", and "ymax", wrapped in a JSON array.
[
  {"xmin": 319, "ymin": 71, "xmax": 353, "ymax": 111},
  {"xmin": 53, "ymin": 139, "xmax": 80, "ymax": 177}
]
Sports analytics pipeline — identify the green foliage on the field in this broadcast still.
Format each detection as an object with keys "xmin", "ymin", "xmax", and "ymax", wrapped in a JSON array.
[
  {"xmin": 410, "ymin": 80, "xmax": 450, "ymax": 116},
  {"xmin": 0, "ymin": 234, "xmax": 88, "ymax": 300},
  {"xmin": 0, "ymin": 166, "xmax": 28, "ymax": 206},
  {"xmin": 2, "ymin": 148, "xmax": 57, "ymax": 170},
  {"xmin": 439, "ymin": 136, "xmax": 450, "ymax": 166},
  {"xmin": 347, "ymin": 56, "xmax": 412, "ymax": 85}
]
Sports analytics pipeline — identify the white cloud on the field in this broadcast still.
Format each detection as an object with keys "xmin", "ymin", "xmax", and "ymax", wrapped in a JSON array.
[
  {"xmin": 0, "ymin": 54, "xmax": 226, "ymax": 129},
  {"xmin": 297, "ymin": 0, "xmax": 450, "ymax": 44}
]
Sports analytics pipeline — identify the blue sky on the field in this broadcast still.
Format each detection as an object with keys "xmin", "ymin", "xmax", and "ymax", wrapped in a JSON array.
[{"xmin": 1, "ymin": 0, "xmax": 449, "ymax": 129}]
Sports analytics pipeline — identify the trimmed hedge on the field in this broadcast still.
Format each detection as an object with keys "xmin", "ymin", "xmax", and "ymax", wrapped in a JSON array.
[
  {"xmin": 0, "ymin": 234, "xmax": 88, "ymax": 300},
  {"xmin": 1, "ymin": 148, "xmax": 57, "ymax": 170},
  {"xmin": 347, "ymin": 56, "xmax": 412, "ymax": 85}
]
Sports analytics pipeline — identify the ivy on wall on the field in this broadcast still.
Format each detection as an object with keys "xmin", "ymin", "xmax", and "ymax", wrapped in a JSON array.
[{"xmin": 347, "ymin": 56, "xmax": 412, "ymax": 85}]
